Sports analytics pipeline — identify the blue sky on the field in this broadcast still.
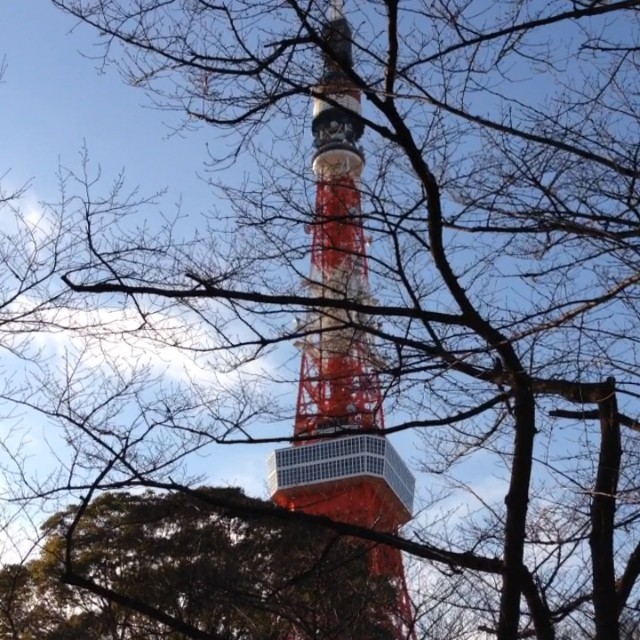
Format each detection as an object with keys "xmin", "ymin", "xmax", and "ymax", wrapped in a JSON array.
[
  {"xmin": 2, "ymin": 2, "xmax": 214, "ymax": 220},
  {"xmin": 0, "ymin": 4, "xmax": 503, "ymax": 565},
  {"xmin": 0, "ymin": 2, "xmax": 431, "ymax": 501},
  {"xmin": 0, "ymin": 3, "xmax": 280, "ymax": 500}
]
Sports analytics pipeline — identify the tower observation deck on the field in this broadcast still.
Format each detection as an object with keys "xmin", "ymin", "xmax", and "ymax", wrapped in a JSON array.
[{"xmin": 268, "ymin": 2, "xmax": 416, "ymax": 637}]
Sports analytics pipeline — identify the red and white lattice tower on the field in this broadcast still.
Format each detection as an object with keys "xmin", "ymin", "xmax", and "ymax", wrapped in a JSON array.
[{"xmin": 268, "ymin": 2, "xmax": 416, "ymax": 638}]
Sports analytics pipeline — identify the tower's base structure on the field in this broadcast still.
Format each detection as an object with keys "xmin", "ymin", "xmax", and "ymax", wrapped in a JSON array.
[{"xmin": 268, "ymin": 3, "xmax": 417, "ymax": 639}]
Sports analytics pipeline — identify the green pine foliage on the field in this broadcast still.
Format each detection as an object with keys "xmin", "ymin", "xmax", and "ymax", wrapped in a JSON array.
[{"xmin": 1, "ymin": 488, "xmax": 396, "ymax": 639}]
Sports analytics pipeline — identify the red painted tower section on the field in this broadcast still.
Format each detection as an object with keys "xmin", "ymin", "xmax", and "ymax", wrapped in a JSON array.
[{"xmin": 268, "ymin": 3, "xmax": 416, "ymax": 638}]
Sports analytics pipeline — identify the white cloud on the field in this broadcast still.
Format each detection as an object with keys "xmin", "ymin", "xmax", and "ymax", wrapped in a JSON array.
[{"xmin": 12, "ymin": 296, "xmax": 276, "ymax": 388}]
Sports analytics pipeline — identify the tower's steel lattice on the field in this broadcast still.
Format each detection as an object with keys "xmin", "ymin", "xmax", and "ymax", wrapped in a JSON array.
[{"xmin": 268, "ymin": 4, "xmax": 417, "ymax": 637}]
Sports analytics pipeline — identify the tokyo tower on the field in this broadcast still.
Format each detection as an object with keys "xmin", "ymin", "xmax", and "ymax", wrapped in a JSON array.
[{"xmin": 267, "ymin": 1, "xmax": 416, "ymax": 638}]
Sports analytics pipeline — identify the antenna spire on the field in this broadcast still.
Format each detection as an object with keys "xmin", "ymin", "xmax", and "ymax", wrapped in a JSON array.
[{"xmin": 328, "ymin": 0, "xmax": 344, "ymax": 21}]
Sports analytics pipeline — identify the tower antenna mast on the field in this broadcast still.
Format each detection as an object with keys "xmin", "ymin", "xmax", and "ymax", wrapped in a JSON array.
[{"xmin": 328, "ymin": 0, "xmax": 344, "ymax": 20}]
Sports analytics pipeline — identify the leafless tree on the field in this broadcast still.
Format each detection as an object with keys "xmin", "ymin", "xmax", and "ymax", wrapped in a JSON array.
[
  {"xmin": 17, "ymin": 0, "xmax": 640, "ymax": 638},
  {"xmin": 0, "ymin": 162, "xmax": 85, "ymax": 596}
]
